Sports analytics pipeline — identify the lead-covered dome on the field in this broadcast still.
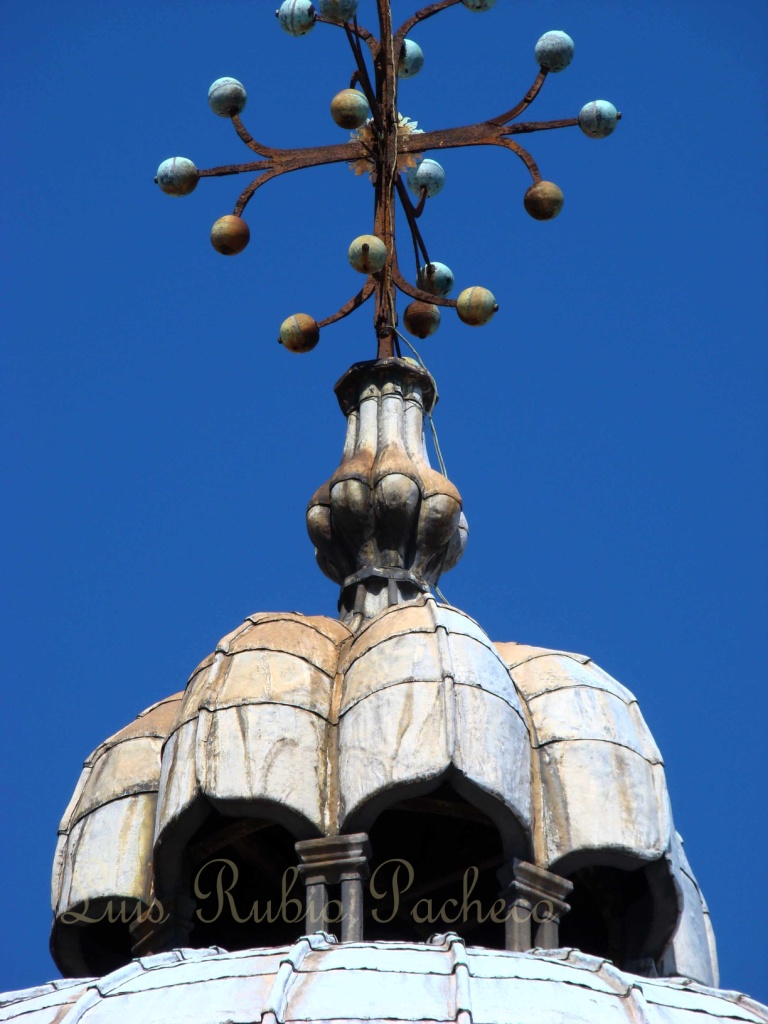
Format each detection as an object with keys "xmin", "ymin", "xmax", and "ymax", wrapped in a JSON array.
[
  {"xmin": 50, "ymin": 593, "xmax": 718, "ymax": 987},
  {"xmin": 6, "ymin": 934, "xmax": 766, "ymax": 1024}
]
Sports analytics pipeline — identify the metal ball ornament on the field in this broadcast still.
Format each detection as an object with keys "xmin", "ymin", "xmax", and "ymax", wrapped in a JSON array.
[
  {"xmin": 280, "ymin": 313, "xmax": 320, "ymax": 352},
  {"xmin": 278, "ymin": 0, "xmax": 316, "ymax": 37},
  {"xmin": 406, "ymin": 159, "xmax": 446, "ymax": 199},
  {"xmin": 578, "ymin": 100, "xmax": 619, "ymax": 139},
  {"xmin": 210, "ymin": 215, "xmax": 250, "ymax": 255},
  {"xmin": 461, "ymin": 0, "xmax": 496, "ymax": 9},
  {"xmin": 457, "ymin": 287, "xmax": 498, "ymax": 326},
  {"xmin": 524, "ymin": 181, "xmax": 564, "ymax": 220},
  {"xmin": 398, "ymin": 39, "xmax": 424, "ymax": 79},
  {"xmin": 156, "ymin": 157, "xmax": 199, "ymax": 197},
  {"xmin": 318, "ymin": 0, "xmax": 358, "ymax": 22},
  {"xmin": 418, "ymin": 262, "xmax": 454, "ymax": 297},
  {"xmin": 534, "ymin": 30, "xmax": 574, "ymax": 73},
  {"xmin": 330, "ymin": 89, "xmax": 370, "ymax": 129},
  {"xmin": 208, "ymin": 78, "xmax": 247, "ymax": 118},
  {"xmin": 348, "ymin": 235, "xmax": 388, "ymax": 274},
  {"xmin": 403, "ymin": 301, "xmax": 441, "ymax": 339}
]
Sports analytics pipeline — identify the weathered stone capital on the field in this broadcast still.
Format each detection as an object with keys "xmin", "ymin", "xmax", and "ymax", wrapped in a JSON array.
[
  {"xmin": 497, "ymin": 859, "xmax": 573, "ymax": 921},
  {"xmin": 295, "ymin": 834, "xmax": 372, "ymax": 886},
  {"xmin": 497, "ymin": 859, "xmax": 573, "ymax": 952}
]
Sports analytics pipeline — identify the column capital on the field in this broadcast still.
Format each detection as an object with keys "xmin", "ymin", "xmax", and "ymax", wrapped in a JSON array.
[
  {"xmin": 295, "ymin": 833, "xmax": 372, "ymax": 884},
  {"xmin": 497, "ymin": 859, "xmax": 573, "ymax": 951}
]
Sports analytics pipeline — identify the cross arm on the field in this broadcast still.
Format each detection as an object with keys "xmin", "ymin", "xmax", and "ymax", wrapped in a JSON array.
[{"xmin": 196, "ymin": 137, "xmax": 368, "ymax": 215}]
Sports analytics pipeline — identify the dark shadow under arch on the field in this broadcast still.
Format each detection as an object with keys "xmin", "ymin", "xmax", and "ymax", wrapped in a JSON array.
[
  {"xmin": 364, "ymin": 781, "xmax": 511, "ymax": 949},
  {"xmin": 558, "ymin": 856, "xmax": 680, "ymax": 972},
  {"xmin": 187, "ymin": 809, "xmax": 305, "ymax": 950}
]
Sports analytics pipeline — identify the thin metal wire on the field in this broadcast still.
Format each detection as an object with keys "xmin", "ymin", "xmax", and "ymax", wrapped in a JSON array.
[
  {"xmin": 389, "ymin": 326, "xmax": 448, "ymax": 478},
  {"xmin": 428, "ymin": 415, "xmax": 448, "ymax": 479},
  {"xmin": 388, "ymin": 323, "xmax": 456, "ymax": 607}
]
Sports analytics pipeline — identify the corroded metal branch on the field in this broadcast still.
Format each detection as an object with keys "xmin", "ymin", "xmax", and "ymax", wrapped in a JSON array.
[
  {"xmin": 318, "ymin": 279, "xmax": 376, "ymax": 329},
  {"xmin": 316, "ymin": 14, "xmax": 380, "ymax": 58},
  {"xmin": 198, "ymin": 161, "xmax": 272, "ymax": 178},
  {"xmin": 490, "ymin": 69, "xmax": 548, "ymax": 126},
  {"xmin": 394, "ymin": 0, "xmax": 462, "ymax": 56},
  {"xmin": 344, "ymin": 24, "xmax": 384, "ymax": 132},
  {"xmin": 412, "ymin": 186, "xmax": 428, "ymax": 219},
  {"xmin": 505, "ymin": 116, "xmax": 580, "ymax": 135},
  {"xmin": 396, "ymin": 177, "xmax": 430, "ymax": 266},
  {"xmin": 234, "ymin": 171, "xmax": 279, "ymax": 216},
  {"xmin": 231, "ymin": 114, "xmax": 277, "ymax": 157},
  {"xmin": 372, "ymin": 0, "xmax": 399, "ymax": 360},
  {"xmin": 488, "ymin": 137, "xmax": 542, "ymax": 184},
  {"xmin": 199, "ymin": 139, "xmax": 367, "ymax": 183}
]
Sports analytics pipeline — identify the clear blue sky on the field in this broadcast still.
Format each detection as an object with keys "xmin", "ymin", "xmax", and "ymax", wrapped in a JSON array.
[{"xmin": 2, "ymin": 0, "xmax": 766, "ymax": 1001}]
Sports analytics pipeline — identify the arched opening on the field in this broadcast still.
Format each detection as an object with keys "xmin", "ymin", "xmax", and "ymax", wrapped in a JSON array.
[
  {"xmin": 365, "ymin": 783, "xmax": 507, "ymax": 948},
  {"xmin": 52, "ymin": 898, "xmax": 137, "ymax": 978},
  {"xmin": 559, "ymin": 860, "xmax": 678, "ymax": 973},
  {"xmin": 186, "ymin": 811, "xmax": 304, "ymax": 951}
]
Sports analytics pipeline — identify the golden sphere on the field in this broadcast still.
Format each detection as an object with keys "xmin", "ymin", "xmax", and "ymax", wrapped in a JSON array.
[
  {"xmin": 330, "ymin": 88, "xmax": 370, "ymax": 129},
  {"xmin": 403, "ymin": 301, "xmax": 441, "ymax": 339},
  {"xmin": 280, "ymin": 313, "xmax": 320, "ymax": 353},
  {"xmin": 456, "ymin": 287, "xmax": 498, "ymax": 327},
  {"xmin": 524, "ymin": 181, "xmax": 564, "ymax": 221},
  {"xmin": 210, "ymin": 215, "xmax": 250, "ymax": 255}
]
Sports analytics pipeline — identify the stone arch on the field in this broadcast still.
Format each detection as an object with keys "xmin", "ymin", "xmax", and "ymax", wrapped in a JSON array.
[
  {"xmin": 360, "ymin": 773, "xmax": 525, "ymax": 948},
  {"xmin": 151, "ymin": 794, "xmax": 322, "ymax": 953}
]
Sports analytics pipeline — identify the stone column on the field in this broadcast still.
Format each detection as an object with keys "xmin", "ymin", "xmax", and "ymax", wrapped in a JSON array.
[
  {"xmin": 295, "ymin": 834, "xmax": 372, "ymax": 942},
  {"xmin": 497, "ymin": 859, "xmax": 573, "ymax": 951}
]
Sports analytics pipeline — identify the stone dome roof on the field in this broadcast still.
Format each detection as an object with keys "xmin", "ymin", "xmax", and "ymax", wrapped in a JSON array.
[
  {"xmin": 51, "ymin": 596, "xmax": 718, "ymax": 987},
  {"xmin": 4, "ymin": 935, "xmax": 766, "ymax": 1024},
  {"xmin": 51, "ymin": 693, "xmax": 184, "ymax": 977}
]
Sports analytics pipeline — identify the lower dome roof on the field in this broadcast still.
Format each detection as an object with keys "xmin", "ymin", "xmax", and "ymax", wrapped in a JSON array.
[{"xmin": 1, "ymin": 934, "xmax": 765, "ymax": 1024}]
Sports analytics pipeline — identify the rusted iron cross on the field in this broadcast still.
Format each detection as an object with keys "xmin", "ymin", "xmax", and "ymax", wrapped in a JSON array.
[{"xmin": 157, "ymin": 0, "xmax": 619, "ymax": 359}]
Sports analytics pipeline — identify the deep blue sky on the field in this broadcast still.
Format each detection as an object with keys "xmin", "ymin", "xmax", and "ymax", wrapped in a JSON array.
[{"xmin": 2, "ymin": 0, "xmax": 766, "ymax": 1001}]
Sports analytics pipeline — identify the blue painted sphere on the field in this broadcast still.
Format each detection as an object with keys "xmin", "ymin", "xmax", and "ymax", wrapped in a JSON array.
[
  {"xmin": 578, "ymin": 100, "xmax": 619, "ymax": 138},
  {"xmin": 461, "ymin": 0, "xmax": 496, "ymax": 9},
  {"xmin": 348, "ymin": 235, "xmax": 388, "ymax": 273},
  {"xmin": 156, "ymin": 157, "xmax": 199, "ymax": 196},
  {"xmin": 407, "ymin": 159, "xmax": 446, "ymax": 199},
  {"xmin": 398, "ymin": 39, "xmax": 424, "ymax": 79},
  {"xmin": 278, "ymin": 0, "xmax": 316, "ymax": 36},
  {"xmin": 534, "ymin": 30, "xmax": 574, "ymax": 72},
  {"xmin": 318, "ymin": 0, "xmax": 357, "ymax": 22},
  {"xmin": 208, "ymin": 78, "xmax": 247, "ymax": 118},
  {"xmin": 419, "ymin": 262, "xmax": 454, "ymax": 297}
]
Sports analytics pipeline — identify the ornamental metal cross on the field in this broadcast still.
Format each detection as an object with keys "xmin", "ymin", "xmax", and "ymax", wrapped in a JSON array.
[{"xmin": 156, "ymin": 0, "xmax": 619, "ymax": 360}]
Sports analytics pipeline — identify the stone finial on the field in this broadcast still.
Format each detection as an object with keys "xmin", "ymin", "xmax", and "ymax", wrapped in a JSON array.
[{"xmin": 307, "ymin": 359, "xmax": 467, "ymax": 627}]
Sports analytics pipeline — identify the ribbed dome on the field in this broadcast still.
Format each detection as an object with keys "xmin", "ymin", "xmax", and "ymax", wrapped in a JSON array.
[
  {"xmin": 51, "ymin": 693, "xmax": 183, "ymax": 978},
  {"xmin": 50, "ymin": 596, "xmax": 718, "ymax": 987},
  {"xmin": 5, "ymin": 935, "xmax": 766, "ymax": 1024}
]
